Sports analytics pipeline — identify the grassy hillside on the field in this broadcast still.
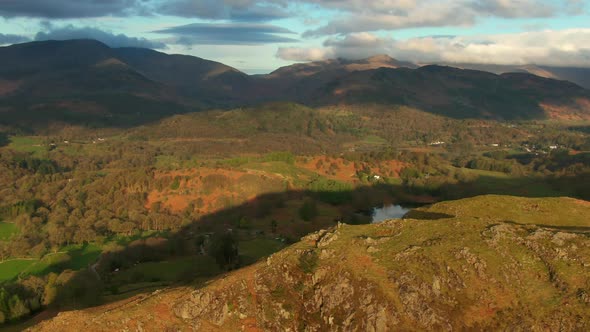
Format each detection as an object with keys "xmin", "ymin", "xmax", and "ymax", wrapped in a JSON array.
[
  {"xmin": 407, "ymin": 195, "xmax": 590, "ymax": 227},
  {"xmin": 30, "ymin": 195, "xmax": 590, "ymax": 331}
]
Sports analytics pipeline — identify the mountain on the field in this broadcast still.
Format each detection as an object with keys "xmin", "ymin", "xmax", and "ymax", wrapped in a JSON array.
[
  {"xmin": 1, "ymin": 40, "xmax": 590, "ymax": 129},
  {"xmin": 0, "ymin": 40, "xmax": 163, "ymax": 99},
  {"xmin": 0, "ymin": 40, "xmax": 247, "ymax": 129},
  {"xmin": 112, "ymin": 47, "xmax": 251, "ymax": 103},
  {"xmin": 280, "ymin": 64, "xmax": 590, "ymax": 120},
  {"xmin": 268, "ymin": 55, "xmax": 417, "ymax": 79},
  {"xmin": 442, "ymin": 63, "xmax": 590, "ymax": 89},
  {"xmin": 246, "ymin": 55, "xmax": 417, "ymax": 102},
  {"xmin": 30, "ymin": 195, "xmax": 590, "ymax": 331}
]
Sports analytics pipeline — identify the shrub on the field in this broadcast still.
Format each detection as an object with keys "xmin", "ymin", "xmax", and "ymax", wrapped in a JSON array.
[{"xmin": 298, "ymin": 250, "xmax": 318, "ymax": 274}]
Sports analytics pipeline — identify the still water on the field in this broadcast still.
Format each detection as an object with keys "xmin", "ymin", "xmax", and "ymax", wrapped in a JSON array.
[{"xmin": 371, "ymin": 205, "xmax": 411, "ymax": 223}]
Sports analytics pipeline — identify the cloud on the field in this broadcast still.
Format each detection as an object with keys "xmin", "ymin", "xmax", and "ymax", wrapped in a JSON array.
[
  {"xmin": 0, "ymin": 33, "xmax": 30, "ymax": 45},
  {"xmin": 277, "ymin": 29, "xmax": 590, "ymax": 67},
  {"xmin": 153, "ymin": 23, "xmax": 298, "ymax": 45},
  {"xmin": 472, "ymin": 0, "xmax": 555, "ymax": 18},
  {"xmin": 156, "ymin": 0, "xmax": 289, "ymax": 21},
  {"xmin": 35, "ymin": 25, "xmax": 166, "ymax": 49},
  {"xmin": 278, "ymin": 33, "xmax": 395, "ymax": 61},
  {"xmin": 302, "ymin": 0, "xmax": 586, "ymax": 37},
  {"xmin": 0, "ymin": 0, "xmax": 291, "ymax": 22},
  {"xmin": 276, "ymin": 47, "xmax": 333, "ymax": 61},
  {"xmin": 0, "ymin": 0, "xmax": 143, "ymax": 19}
]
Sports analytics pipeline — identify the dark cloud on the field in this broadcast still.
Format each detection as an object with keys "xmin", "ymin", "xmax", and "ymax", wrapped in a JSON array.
[
  {"xmin": 35, "ymin": 25, "xmax": 166, "ymax": 49},
  {"xmin": 0, "ymin": 33, "xmax": 30, "ymax": 45},
  {"xmin": 0, "ymin": 0, "xmax": 143, "ymax": 19},
  {"xmin": 154, "ymin": 23, "xmax": 298, "ymax": 45},
  {"xmin": 0, "ymin": 0, "xmax": 290, "ymax": 21},
  {"xmin": 157, "ymin": 0, "xmax": 289, "ymax": 21}
]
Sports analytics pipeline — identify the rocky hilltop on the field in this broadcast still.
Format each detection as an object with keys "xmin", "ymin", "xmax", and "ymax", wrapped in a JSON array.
[{"xmin": 30, "ymin": 196, "xmax": 590, "ymax": 331}]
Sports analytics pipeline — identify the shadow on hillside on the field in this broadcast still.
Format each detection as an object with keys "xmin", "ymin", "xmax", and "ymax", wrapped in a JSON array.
[
  {"xmin": 0, "ymin": 93, "xmax": 565, "ymax": 135},
  {"xmin": 0, "ymin": 132, "xmax": 9, "ymax": 147},
  {"xmin": 24, "ymin": 172, "xmax": 590, "ymax": 327},
  {"xmin": 0, "ymin": 96, "xmax": 197, "ymax": 133}
]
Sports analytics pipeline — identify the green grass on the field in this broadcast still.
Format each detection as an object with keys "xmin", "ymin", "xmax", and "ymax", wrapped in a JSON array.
[
  {"xmin": 243, "ymin": 161, "xmax": 316, "ymax": 187},
  {"xmin": 7, "ymin": 136, "xmax": 46, "ymax": 154},
  {"xmin": 417, "ymin": 195, "xmax": 590, "ymax": 227},
  {"xmin": 20, "ymin": 253, "xmax": 69, "ymax": 276},
  {"xmin": 361, "ymin": 135, "xmax": 388, "ymax": 145},
  {"xmin": 471, "ymin": 175, "xmax": 570, "ymax": 197},
  {"xmin": 0, "ymin": 259, "xmax": 37, "ymax": 281},
  {"xmin": 459, "ymin": 167, "xmax": 511, "ymax": 178},
  {"xmin": 110, "ymin": 230, "xmax": 171, "ymax": 246},
  {"xmin": 451, "ymin": 166, "xmax": 576, "ymax": 198},
  {"xmin": 0, "ymin": 221, "xmax": 18, "ymax": 240},
  {"xmin": 62, "ymin": 243, "xmax": 102, "ymax": 270},
  {"xmin": 0, "ymin": 244, "xmax": 103, "ymax": 281},
  {"xmin": 239, "ymin": 238, "xmax": 286, "ymax": 265},
  {"xmin": 110, "ymin": 256, "xmax": 220, "ymax": 285}
]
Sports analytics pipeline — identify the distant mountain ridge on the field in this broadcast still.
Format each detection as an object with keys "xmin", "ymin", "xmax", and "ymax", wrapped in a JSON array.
[
  {"xmin": 268, "ymin": 54, "xmax": 417, "ymax": 78},
  {"xmin": 441, "ymin": 63, "xmax": 590, "ymax": 89},
  {"xmin": 1, "ymin": 39, "xmax": 589, "ymax": 129}
]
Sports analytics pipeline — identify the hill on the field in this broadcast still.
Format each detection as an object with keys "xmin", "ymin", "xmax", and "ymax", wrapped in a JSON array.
[{"xmin": 29, "ymin": 195, "xmax": 590, "ymax": 331}]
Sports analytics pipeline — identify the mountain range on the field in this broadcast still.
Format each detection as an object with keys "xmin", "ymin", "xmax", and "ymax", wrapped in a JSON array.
[
  {"xmin": 443, "ymin": 63, "xmax": 590, "ymax": 90},
  {"xmin": 1, "ymin": 39, "xmax": 589, "ymax": 130}
]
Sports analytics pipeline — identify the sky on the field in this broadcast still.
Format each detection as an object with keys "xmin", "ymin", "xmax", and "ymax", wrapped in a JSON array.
[{"xmin": 0, "ymin": 0, "xmax": 589, "ymax": 74}]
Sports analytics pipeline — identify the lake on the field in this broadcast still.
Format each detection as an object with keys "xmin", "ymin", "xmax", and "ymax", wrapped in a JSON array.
[{"xmin": 371, "ymin": 205, "xmax": 411, "ymax": 223}]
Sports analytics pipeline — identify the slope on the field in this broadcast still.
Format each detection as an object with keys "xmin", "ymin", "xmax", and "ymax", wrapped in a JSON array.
[
  {"xmin": 0, "ymin": 40, "xmax": 191, "ymax": 129},
  {"xmin": 30, "ymin": 195, "xmax": 590, "ymax": 331},
  {"xmin": 113, "ymin": 47, "xmax": 251, "ymax": 104},
  {"xmin": 443, "ymin": 63, "xmax": 590, "ymax": 89},
  {"xmin": 294, "ymin": 65, "xmax": 590, "ymax": 120}
]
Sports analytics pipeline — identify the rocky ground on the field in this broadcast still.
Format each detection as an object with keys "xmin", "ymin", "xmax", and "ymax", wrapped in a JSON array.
[{"xmin": 30, "ymin": 195, "xmax": 590, "ymax": 331}]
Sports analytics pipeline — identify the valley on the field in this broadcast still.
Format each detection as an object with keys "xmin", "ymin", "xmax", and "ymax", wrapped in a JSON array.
[
  {"xmin": 0, "ymin": 101, "xmax": 588, "ymax": 329},
  {"xmin": 0, "ymin": 40, "xmax": 588, "ymax": 330}
]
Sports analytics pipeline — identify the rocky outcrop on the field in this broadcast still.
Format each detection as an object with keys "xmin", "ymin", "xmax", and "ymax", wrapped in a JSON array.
[{"xmin": 30, "ymin": 196, "xmax": 590, "ymax": 331}]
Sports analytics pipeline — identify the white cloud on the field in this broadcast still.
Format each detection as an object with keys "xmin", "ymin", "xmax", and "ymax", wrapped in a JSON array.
[
  {"xmin": 278, "ymin": 32, "xmax": 396, "ymax": 61},
  {"xmin": 277, "ymin": 29, "xmax": 590, "ymax": 67},
  {"xmin": 276, "ymin": 47, "xmax": 333, "ymax": 61},
  {"xmin": 302, "ymin": 0, "xmax": 585, "ymax": 36}
]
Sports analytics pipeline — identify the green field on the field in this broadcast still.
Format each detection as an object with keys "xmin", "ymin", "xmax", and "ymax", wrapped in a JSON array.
[
  {"xmin": 239, "ymin": 238, "xmax": 286, "ymax": 265},
  {"xmin": 0, "ymin": 221, "xmax": 18, "ymax": 241},
  {"xmin": 110, "ymin": 256, "xmax": 220, "ymax": 285},
  {"xmin": 59, "ymin": 244, "xmax": 102, "ymax": 270},
  {"xmin": 7, "ymin": 136, "xmax": 46, "ymax": 154},
  {"xmin": 414, "ymin": 195, "xmax": 590, "ymax": 228},
  {"xmin": 0, "ymin": 259, "xmax": 37, "ymax": 281},
  {"xmin": 0, "ymin": 244, "xmax": 102, "ymax": 282},
  {"xmin": 449, "ymin": 167, "xmax": 577, "ymax": 198},
  {"xmin": 361, "ymin": 135, "xmax": 388, "ymax": 146}
]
